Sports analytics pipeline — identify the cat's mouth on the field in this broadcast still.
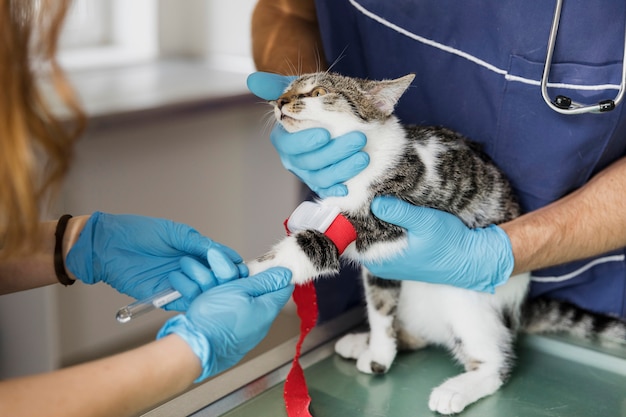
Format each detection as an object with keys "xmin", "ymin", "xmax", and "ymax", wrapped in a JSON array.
[
  {"xmin": 279, "ymin": 113, "xmax": 303, "ymax": 124},
  {"xmin": 278, "ymin": 109, "xmax": 312, "ymax": 130},
  {"xmin": 275, "ymin": 106, "xmax": 302, "ymax": 124},
  {"xmin": 279, "ymin": 109, "xmax": 297, "ymax": 120}
]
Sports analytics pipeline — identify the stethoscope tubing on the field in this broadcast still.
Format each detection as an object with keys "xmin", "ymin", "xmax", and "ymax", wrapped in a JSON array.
[{"xmin": 541, "ymin": 0, "xmax": 626, "ymax": 114}]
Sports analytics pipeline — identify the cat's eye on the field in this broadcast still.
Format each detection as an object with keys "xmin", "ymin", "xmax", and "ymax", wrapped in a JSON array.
[{"xmin": 311, "ymin": 87, "xmax": 328, "ymax": 97}]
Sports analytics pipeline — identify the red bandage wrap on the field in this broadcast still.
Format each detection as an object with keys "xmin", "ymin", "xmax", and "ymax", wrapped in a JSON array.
[
  {"xmin": 323, "ymin": 214, "xmax": 358, "ymax": 254},
  {"xmin": 282, "ymin": 210, "xmax": 357, "ymax": 417}
]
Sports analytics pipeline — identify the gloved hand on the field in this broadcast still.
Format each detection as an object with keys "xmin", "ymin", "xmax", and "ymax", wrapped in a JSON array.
[
  {"xmin": 247, "ymin": 72, "xmax": 369, "ymax": 198},
  {"xmin": 66, "ymin": 212, "xmax": 248, "ymax": 311},
  {"xmin": 157, "ymin": 267, "xmax": 294, "ymax": 381},
  {"xmin": 246, "ymin": 71, "xmax": 295, "ymax": 101},
  {"xmin": 363, "ymin": 197, "xmax": 514, "ymax": 293}
]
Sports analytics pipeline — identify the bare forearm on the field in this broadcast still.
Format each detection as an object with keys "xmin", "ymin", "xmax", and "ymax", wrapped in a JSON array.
[
  {"xmin": 501, "ymin": 157, "xmax": 626, "ymax": 274},
  {"xmin": 252, "ymin": 0, "xmax": 326, "ymax": 74},
  {"xmin": 0, "ymin": 335, "xmax": 201, "ymax": 417},
  {"xmin": 0, "ymin": 215, "xmax": 89, "ymax": 294}
]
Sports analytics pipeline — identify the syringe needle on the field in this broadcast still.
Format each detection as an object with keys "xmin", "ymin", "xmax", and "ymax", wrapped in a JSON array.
[{"xmin": 116, "ymin": 289, "xmax": 182, "ymax": 323}]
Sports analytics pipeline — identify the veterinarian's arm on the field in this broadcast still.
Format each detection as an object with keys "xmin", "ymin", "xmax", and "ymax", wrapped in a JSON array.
[
  {"xmin": 0, "ymin": 268, "xmax": 293, "ymax": 417},
  {"xmin": 0, "ymin": 213, "xmax": 246, "ymax": 312},
  {"xmin": 500, "ymin": 156, "xmax": 626, "ymax": 275},
  {"xmin": 0, "ymin": 335, "xmax": 201, "ymax": 417},
  {"xmin": 252, "ymin": 0, "xmax": 325, "ymax": 74},
  {"xmin": 365, "ymin": 157, "xmax": 626, "ymax": 290},
  {"xmin": 65, "ymin": 212, "xmax": 247, "ymax": 311},
  {"xmin": 0, "ymin": 216, "xmax": 88, "ymax": 294}
]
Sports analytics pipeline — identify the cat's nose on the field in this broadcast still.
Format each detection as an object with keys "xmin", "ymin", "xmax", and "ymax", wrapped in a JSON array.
[{"xmin": 276, "ymin": 97, "xmax": 288, "ymax": 109}]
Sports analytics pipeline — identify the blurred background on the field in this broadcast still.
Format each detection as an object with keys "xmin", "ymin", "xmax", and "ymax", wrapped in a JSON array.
[{"xmin": 0, "ymin": 0, "xmax": 301, "ymax": 379}]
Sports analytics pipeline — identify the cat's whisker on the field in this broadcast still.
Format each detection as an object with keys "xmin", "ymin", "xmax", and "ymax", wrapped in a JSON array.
[
  {"xmin": 259, "ymin": 109, "xmax": 277, "ymax": 137},
  {"xmin": 252, "ymin": 99, "xmax": 272, "ymax": 106},
  {"xmin": 314, "ymin": 48, "xmax": 323, "ymax": 74},
  {"xmin": 296, "ymin": 51, "xmax": 304, "ymax": 76},
  {"xmin": 263, "ymin": 119, "xmax": 277, "ymax": 137},
  {"xmin": 283, "ymin": 57, "xmax": 299, "ymax": 77},
  {"xmin": 325, "ymin": 46, "xmax": 348, "ymax": 75}
]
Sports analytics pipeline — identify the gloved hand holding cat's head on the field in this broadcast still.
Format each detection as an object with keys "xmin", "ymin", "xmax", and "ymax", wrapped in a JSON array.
[
  {"xmin": 247, "ymin": 72, "xmax": 372, "ymax": 198},
  {"xmin": 247, "ymin": 72, "xmax": 415, "ymax": 197}
]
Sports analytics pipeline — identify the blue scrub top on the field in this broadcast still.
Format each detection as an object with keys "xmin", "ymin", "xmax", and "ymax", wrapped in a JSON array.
[{"xmin": 313, "ymin": 0, "xmax": 626, "ymax": 319}]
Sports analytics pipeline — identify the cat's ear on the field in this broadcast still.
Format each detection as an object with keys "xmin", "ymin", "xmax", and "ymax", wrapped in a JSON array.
[{"xmin": 367, "ymin": 74, "xmax": 415, "ymax": 116}]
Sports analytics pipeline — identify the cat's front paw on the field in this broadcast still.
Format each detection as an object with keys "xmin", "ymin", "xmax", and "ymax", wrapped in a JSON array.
[
  {"xmin": 335, "ymin": 332, "xmax": 396, "ymax": 374},
  {"xmin": 355, "ymin": 348, "xmax": 394, "ymax": 374},
  {"xmin": 428, "ymin": 370, "xmax": 502, "ymax": 414},
  {"xmin": 246, "ymin": 257, "xmax": 271, "ymax": 278},
  {"xmin": 335, "ymin": 332, "xmax": 368, "ymax": 360},
  {"xmin": 429, "ymin": 385, "xmax": 470, "ymax": 415},
  {"xmin": 246, "ymin": 235, "xmax": 327, "ymax": 284},
  {"xmin": 246, "ymin": 249, "xmax": 305, "ymax": 284}
]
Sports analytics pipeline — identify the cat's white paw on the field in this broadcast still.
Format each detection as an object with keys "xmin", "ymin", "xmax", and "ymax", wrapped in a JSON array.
[
  {"xmin": 428, "ymin": 385, "xmax": 470, "ymax": 415},
  {"xmin": 335, "ymin": 333, "xmax": 368, "ymax": 360},
  {"xmin": 246, "ymin": 236, "xmax": 326, "ymax": 284},
  {"xmin": 246, "ymin": 253, "xmax": 307, "ymax": 284},
  {"xmin": 428, "ymin": 370, "xmax": 502, "ymax": 414},
  {"xmin": 245, "ymin": 259, "xmax": 265, "ymax": 277},
  {"xmin": 335, "ymin": 332, "xmax": 396, "ymax": 374},
  {"xmin": 354, "ymin": 347, "xmax": 394, "ymax": 374}
]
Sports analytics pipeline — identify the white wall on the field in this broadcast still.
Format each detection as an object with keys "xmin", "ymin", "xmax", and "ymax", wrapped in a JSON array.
[
  {"xmin": 0, "ymin": 288, "xmax": 60, "ymax": 376},
  {"xmin": 159, "ymin": 0, "xmax": 258, "ymax": 71},
  {"xmin": 60, "ymin": 1, "xmax": 259, "ymax": 73}
]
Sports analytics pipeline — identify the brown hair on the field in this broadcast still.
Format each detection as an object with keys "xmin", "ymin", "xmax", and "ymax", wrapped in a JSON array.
[{"xmin": 0, "ymin": 0, "xmax": 85, "ymax": 258}]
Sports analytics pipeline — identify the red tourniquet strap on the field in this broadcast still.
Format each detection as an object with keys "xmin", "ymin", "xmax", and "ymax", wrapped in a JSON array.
[
  {"xmin": 284, "ymin": 282, "xmax": 317, "ymax": 417},
  {"xmin": 283, "ymin": 213, "xmax": 357, "ymax": 417},
  {"xmin": 324, "ymin": 214, "xmax": 358, "ymax": 254}
]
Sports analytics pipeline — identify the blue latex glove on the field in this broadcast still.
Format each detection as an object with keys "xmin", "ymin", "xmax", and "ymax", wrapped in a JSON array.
[
  {"xmin": 66, "ymin": 212, "xmax": 248, "ymax": 311},
  {"xmin": 246, "ymin": 71, "xmax": 295, "ymax": 101},
  {"xmin": 363, "ymin": 197, "xmax": 514, "ymax": 293},
  {"xmin": 157, "ymin": 267, "xmax": 294, "ymax": 382},
  {"xmin": 247, "ymin": 72, "xmax": 369, "ymax": 198}
]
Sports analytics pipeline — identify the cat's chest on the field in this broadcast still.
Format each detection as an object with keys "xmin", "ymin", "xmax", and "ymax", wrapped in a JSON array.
[{"xmin": 324, "ymin": 133, "xmax": 411, "ymax": 209}]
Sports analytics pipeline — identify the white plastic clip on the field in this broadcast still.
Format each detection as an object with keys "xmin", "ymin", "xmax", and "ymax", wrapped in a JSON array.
[{"xmin": 286, "ymin": 201, "xmax": 342, "ymax": 234}]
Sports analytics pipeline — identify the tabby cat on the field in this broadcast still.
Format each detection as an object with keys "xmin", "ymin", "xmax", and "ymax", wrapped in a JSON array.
[{"xmin": 247, "ymin": 72, "xmax": 626, "ymax": 414}]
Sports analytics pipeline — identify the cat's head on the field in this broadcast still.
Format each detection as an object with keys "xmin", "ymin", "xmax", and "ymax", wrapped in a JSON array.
[{"xmin": 271, "ymin": 72, "xmax": 415, "ymax": 136}]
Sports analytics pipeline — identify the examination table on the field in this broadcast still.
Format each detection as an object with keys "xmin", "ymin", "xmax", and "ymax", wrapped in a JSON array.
[{"xmin": 141, "ymin": 308, "xmax": 626, "ymax": 417}]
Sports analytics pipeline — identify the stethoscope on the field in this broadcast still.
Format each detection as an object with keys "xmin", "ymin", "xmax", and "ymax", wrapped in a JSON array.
[{"xmin": 541, "ymin": 0, "xmax": 626, "ymax": 114}]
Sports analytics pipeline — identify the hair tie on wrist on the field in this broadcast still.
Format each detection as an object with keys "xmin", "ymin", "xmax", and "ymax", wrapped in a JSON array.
[{"xmin": 54, "ymin": 214, "xmax": 75, "ymax": 286}]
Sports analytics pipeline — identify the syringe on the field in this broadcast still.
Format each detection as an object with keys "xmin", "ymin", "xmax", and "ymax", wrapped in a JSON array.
[{"xmin": 116, "ymin": 289, "xmax": 182, "ymax": 323}]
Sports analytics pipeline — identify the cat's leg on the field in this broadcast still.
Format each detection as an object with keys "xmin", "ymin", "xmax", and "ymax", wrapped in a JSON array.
[
  {"xmin": 333, "ymin": 322, "xmax": 427, "ymax": 363},
  {"xmin": 395, "ymin": 324, "xmax": 429, "ymax": 351},
  {"xmin": 428, "ymin": 313, "xmax": 515, "ymax": 414},
  {"xmin": 247, "ymin": 230, "xmax": 341, "ymax": 284},
  {"xmin": 335, "ymin": 270, "xmax": 402, "ymax": 374}
]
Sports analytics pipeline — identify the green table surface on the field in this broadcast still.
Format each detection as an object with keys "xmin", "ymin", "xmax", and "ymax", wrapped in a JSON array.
[{"xmin": 220, "ymin": 335, "xmax": 626, "ymax": 417}]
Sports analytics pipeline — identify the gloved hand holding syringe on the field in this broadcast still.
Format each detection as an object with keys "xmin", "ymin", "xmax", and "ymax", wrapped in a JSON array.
[{"xmin": 116, "ymin": 248, "xmax": 248, "ymax": 323}]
